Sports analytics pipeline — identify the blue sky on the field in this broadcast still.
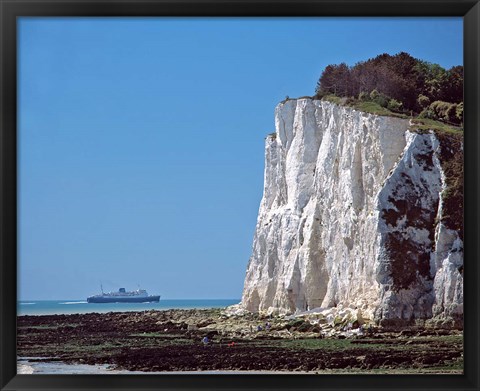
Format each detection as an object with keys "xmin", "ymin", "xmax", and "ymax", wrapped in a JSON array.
[{"xmin": 18, "ymin": 17, "xmax": 462, "ymax": 300}]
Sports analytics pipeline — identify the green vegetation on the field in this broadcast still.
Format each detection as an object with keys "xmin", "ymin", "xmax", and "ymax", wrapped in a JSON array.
[
  {"xmin": 257, "ymin": 334, "xmax": 463, "ymax": 352},
  {"xmin": 319, "ymin": 94, "xmax": 462, "ymax": 134},
  {"xmin": 266, "ymin": 338, "xmax": 356, "ymax": 351},
  {"xmin": 409, "ymin": 118, "xmax": 463, "ymax": 134},
  {"xmin": 314, "ymin": 94, "xmax": 464, "ymax": 134},
  {"xmin": 351, "ymin": 100, "xmax": 408, "ymax": 118},
  {"xmin": 419, "ymin": 100, "xmax": 463, "ymax": 125},
  {"xmin": 129, "ymin": 332, "xmax": 186, "ymax": 340},
  {"xmin": 129, "ymin": 332, "xmax": 166, "ymax": 338},
  {"xmin": 314, "ymin": 52, "xmax": 463, "ymax": 128},
  {"xmin": 321, "ymin": 94, "xmax": 344, "ymax": 105},
  {"xmin": 322, "ymin": 94, "xmax": 398, "ymax": 117},
  {"xmin": 19, "ymin": 325, "xmax": 59, "ymax": 330},
  {"xmin": 18, "ymin": 323, "xmax": 80, "ymax": 330}
]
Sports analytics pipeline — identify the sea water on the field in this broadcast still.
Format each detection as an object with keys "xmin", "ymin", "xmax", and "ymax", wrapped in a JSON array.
[{"xmin": 17, "ymin": 299, "xmax": 240, "ymax": 316}]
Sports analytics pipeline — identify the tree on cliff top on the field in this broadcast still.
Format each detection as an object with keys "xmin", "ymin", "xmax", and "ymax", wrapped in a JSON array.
[{"xmin": 315, "ymin": 52, "xmax": 463, "ymax": 123}]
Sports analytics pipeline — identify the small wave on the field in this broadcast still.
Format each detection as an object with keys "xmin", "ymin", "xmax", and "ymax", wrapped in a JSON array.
[
  {"xmin": 59, "ymin": 301, "xmax": 88, "ymax": 305},
  {"xmin": 17, "ymin": 363, "xmax": 35, "ymax": 374},
  {"xmin": 20, "ymin": 302, "xmax": 36, "ymax": 305}
]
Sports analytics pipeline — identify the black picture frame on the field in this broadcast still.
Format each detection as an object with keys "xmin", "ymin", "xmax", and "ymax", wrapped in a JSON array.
[{"xmin": 1, "ymin": 1, "xmax": 479, "ymax": 390}]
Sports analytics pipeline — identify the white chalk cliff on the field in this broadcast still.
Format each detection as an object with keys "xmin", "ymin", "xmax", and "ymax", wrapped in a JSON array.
[{"xmin": 241, "ymin": 98, "xmax": 463, "ymax": 326}]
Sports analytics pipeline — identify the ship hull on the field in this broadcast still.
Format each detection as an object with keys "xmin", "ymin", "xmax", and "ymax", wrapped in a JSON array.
[{"xmin": 87, "ymin": 295, "xmax": 160, "ymax": 304}]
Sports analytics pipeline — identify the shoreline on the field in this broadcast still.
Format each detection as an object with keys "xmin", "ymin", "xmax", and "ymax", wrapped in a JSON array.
[
  {"xmin": 17, "ymin": 308, "xmax": 463, "ymax": 374},
  {"xmin": 18, "ymin": 358, "xmax": 124, "ymax": 375},
  {"xmin": 17, "ymin": 299, "xmax": 240, "ymax": 317},
  {"xmin": 17, "ymin": 358, "xmax": 317, "ymax": 375}
]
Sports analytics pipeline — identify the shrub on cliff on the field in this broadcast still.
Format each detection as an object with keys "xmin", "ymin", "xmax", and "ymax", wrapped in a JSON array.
[
  {"xmin": 420, "ymin": 101, "xmax": 462, "ymax": 125},
  {"xmin": 417, "ymin": 94, "xmax": 431, "ymax": 109},
  {"xmin": 456, "ymin": 102, "xmax": 464, "ymax": 124},
  {"xmin": 358, "ymin": 91, "xmax": 368, "ymax": 101},
  {"xmin": 369, "ymin": 89, "xmax": 389, "ymax": 108},
  {"xmin": 387, "ymin": 99, "xmax": 403, "ymax": 112}
]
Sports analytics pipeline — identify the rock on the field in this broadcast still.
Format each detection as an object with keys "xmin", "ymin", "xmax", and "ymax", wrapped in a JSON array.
[
  {"xmin": 355, "ymin": 309, "xmax": 366, "ymax": 325},
  {"xmin": 240, "ymin": 98, "xmax": 463, "ymax": 325},
  {"xmin": 196, "ymin": 319, "xmax": 214, "ymax": 328},
  {"xmin": 223, "ymin": 304, "xmax": 246, "ymax": 317}
]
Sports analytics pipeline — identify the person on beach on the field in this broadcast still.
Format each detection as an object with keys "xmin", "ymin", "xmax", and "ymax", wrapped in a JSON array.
[
  {"xmin": 358, "ymin": 324, "xmax": 365, "ymax": 336},
  {"xmin": 257, "ymin": 325, "xmax": 263, "ymax": 332}
]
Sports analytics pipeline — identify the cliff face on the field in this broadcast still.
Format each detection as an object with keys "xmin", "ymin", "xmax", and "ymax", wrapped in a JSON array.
[{"xmin": 241, "ymin": 99, "xmax": 463, "ymax": 325}]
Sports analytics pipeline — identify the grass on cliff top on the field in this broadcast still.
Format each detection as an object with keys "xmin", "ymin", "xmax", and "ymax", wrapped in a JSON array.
[
  {"xmin": 320, "ymin": 94, "xmax": 343, "ymax": 105},
  {"xmin": 319, "ymin": 95, "xmax": 463, "ymax": 134},
  {"xmin": 320, "ymin": 95, "xmax": 408, "ymax": 119},
  {"xmin": 409, "ymin": 118, "xmax": 463, "ymax": 135},
  {"xmin": 352, "ymin": 101, "xmax": 409, "ymax": 119}
]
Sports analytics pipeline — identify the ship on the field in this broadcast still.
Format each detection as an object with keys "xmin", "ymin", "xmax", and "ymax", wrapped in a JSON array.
[{"xmin": 87, "ymin": 286, "xmax": 161, "ymax": 304}]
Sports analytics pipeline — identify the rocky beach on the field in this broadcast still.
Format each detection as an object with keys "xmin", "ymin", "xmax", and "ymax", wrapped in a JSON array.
[{"xmin": 17, "ymin": 307, "xmax": 463, "ymax": 374}]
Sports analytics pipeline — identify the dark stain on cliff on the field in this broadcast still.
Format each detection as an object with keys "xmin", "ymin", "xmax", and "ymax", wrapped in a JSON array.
[
  {"xmin": 415, "ymin": 152, "xmax": 434, "ymax": 171},
  {"xmin": 382, "ymin": 208, "xmax": 401, "ymax": 227},
  {"xmin": 385, "ymin": 232, "xmax": 432, "ymax": 290},
  {"xmin": 381, "ymin": 171, "xmax": 438, "ymax": 291},
  {"xmin": 383, "ymin": 195, "xmax": 435, "ymax": 234},
  {"xmin": 400, "ymin": 172, "xmax": 413, "ymax": 185}
]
